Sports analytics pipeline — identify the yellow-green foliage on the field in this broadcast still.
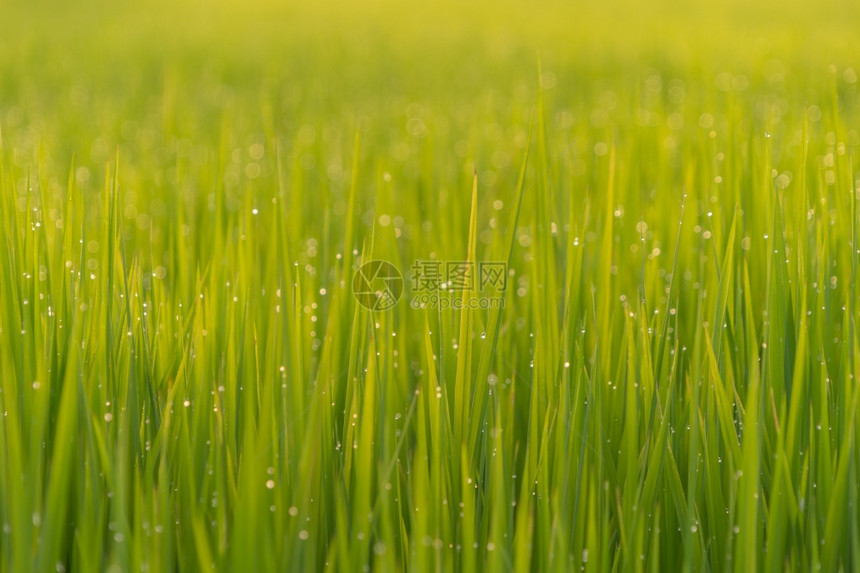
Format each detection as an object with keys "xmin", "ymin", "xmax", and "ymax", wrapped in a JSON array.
[{"xmin": 1, "ymin": 0, "xmax": 860, "ymax": 570}]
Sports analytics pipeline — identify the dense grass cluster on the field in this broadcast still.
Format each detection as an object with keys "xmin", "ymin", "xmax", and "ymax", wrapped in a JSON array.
[{"xmin": 2, "ymin": 0, "xmax": 860, "ymax": 570}]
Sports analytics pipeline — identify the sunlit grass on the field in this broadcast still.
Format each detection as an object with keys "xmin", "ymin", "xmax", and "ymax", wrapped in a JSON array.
[{"xmin": 1, "ymin": 0, "xmax": 860, "ymax": 571}]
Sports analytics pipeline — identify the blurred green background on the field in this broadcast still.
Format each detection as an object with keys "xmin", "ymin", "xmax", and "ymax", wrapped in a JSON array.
[
  {"xmin": 3, "ymin": 0, "xmax": 860, "ymax": 268},
  {"xmin": 3, "ymin": 0, "xmax": 859, "ymax": 168}
]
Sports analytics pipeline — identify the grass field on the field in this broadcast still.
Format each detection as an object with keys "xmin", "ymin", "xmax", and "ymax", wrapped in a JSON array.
[{"xmin": 2, "ymin": 0, "xmax": 860, "ymax": 570}]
